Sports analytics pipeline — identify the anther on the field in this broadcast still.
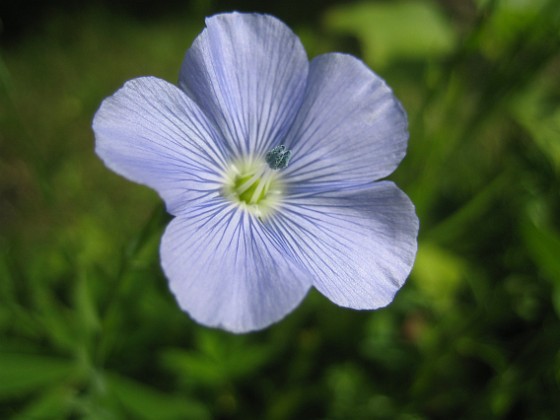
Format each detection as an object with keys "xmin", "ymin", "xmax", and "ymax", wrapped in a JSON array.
[{"xmin": 265, "ymin": 145, "xmax": 292, "ymax": 170}]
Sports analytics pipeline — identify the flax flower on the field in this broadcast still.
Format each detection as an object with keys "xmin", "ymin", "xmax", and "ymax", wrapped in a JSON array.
[{"xmin": 93, "ymin": 12, "xmax": 419, "ymax": 332}]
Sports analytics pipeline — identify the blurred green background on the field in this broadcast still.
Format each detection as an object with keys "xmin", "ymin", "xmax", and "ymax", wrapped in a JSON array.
[{"xmin": 1, "ymin": 0, "xmax": 559, "ymax": 418}]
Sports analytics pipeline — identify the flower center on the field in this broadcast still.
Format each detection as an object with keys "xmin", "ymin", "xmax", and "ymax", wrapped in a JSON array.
[
  {"xmin": 222, "ymin": 145, "xmax": 291, "ymax": 219},
  {"xmin": 233, "ymin": 172, "xmax": 271, "ymax": 204}
]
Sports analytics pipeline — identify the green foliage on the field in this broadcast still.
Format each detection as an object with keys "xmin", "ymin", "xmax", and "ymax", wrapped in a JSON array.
[
  {"xmin": 512, "ymin": 79, "xmax": 560, "ymax": 174},
  {"xmin": 106, "ymin": 373, "xmax": 210, "ymax": 419},
  {"xmin": 324, "ymin": 1, "xmax": 456, "ymax": 68},
  {"xmin": 1, "ymin": 0, "xmax": 560, "ymax": 418},
  {"xmin": 0, "ymin": 354, "xmax": 75, "ymax": 398}
]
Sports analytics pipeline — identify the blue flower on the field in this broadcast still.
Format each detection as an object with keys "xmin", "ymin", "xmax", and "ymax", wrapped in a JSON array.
[{"xmin": 93, "ymin": 12, "xmax": 419, "ymax": 333}]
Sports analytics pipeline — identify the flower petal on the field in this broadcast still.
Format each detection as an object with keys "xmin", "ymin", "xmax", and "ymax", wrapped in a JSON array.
[
  {"xmin": 179, "ymin": 13, "xmax": 309, "ymax": 159},
  {"xmin": 160, "ymin": 199, "xmax": 312, "ymax": 333},
  {"xmin": 273, "ymin": 181, "xmax": 418, "ymax": 309},
  {"xmin": 93, "ymin": 77, "xmax": 229, "ymax": 215},
  {"xmin": 283, "ymin": 53, "xmax": 408, "ymax": 193}
]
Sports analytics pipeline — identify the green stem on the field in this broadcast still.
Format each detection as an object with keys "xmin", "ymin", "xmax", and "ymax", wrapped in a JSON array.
[{"xmin": 95, "ymin": 203, "xmax": 168, "ymax": 366}]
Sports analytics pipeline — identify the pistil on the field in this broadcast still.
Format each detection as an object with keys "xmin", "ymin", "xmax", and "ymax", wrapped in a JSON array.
[{"xmin": 222, "ymin": 145, "xmax": 292, "ymax": 218}]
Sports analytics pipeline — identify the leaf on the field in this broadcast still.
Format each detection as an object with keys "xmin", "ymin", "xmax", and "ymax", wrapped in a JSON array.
[
  {"xmin": 196, "ymin": 330, "xmax": 273, "ymax": 380},
  {"xmin": 324, "ymin": 0, "xmax": 456, "ymax": 68},
  {"xmin": 511, "ymin": 80, "xmax": 560, "ymax": 173},
  {"xmin": 74, "ymin": 269, "xmax": 101, "ymax": 338},
  {"xmin": 10, "ymin": 386, "xmax": 74, "ymax": 420},
  {"xmin": 106, "ymin": 373, "xmax": 209, "ymax": 420},
  {"xmin": 521, "ymin": 218, "xmax": 560, "ymax": 316},
  {"xmin": 412, "ymin": 242, "xmax": 465, "ymax": 310},
  {"xmin": 474, "ymin": 0, "xmax": 552, "ymax": 57},
  {"xmin": 522, "ymin": 220, "xmax": 560, "ymax": 281},
  {"xmin": 0, "ymin": 353, "xmax": 74, "ymax": 399},
  {"xmin": 161, "ymin": 349, "xmax": 226, "ymax": 387},
  {"xmin": 162, "ymin": 335, "xmax": 273, "ymax": 388}
]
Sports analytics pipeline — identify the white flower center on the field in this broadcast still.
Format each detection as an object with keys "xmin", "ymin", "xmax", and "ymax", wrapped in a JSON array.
[{"xmin": 222, "ymin": 146, "xmax": 291, "ymax": 219}]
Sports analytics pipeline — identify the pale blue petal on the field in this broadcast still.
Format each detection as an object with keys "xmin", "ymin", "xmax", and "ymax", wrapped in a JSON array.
[
  {"xmin": 283, "ymin": 53, "xmax": 408, "ymax": 193},
  {"xmin": 273, "ymin": 182, "xmax": 418, "ymax": 309},
  {"xmin": 93, "ymin": 77, "xmax": 229, "ymax": 215},
  {"xmin": 160, "ymin": 199, "xmax": 312, "ymax": 333},
  {"xmin": 179, "ymin": 13, "xmax": 308, "ymax": 159}
]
